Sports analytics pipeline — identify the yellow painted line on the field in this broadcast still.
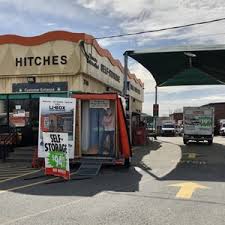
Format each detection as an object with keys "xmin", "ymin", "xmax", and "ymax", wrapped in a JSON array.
[
  {"xmin": 0, "ymin": 171, "xmax": 77, "ymax": 194},
  {"xmin": 0, "ymin": 172, "xmax": 38, "ymax": 176},
  {"xmin": 0, "ymin": 168, "xmax": 36, "ymax": 171},
  {"xmin": 0, "ymin": 170, "xmax": 37, "ymax": 174},
  {"xmin": 169, "ymin": 182, "xmax": 209, "ymax": 199},
  {"xmin": 0, "ymin": 169, "xmax": 41, "ymax": 184},
  {"xmin": 0, "ymin": 168, "xmax": 37, "ymax": 173},
  {"xmin": 0, "ymin": 174, "xmax": 155, "ymax": 225},
  {"xmin": 188, "ymin": 153, "xmax": 196, "ymax": 159},
  {"xmin": 0, "ymin": 169, "xmax": 35, "ymax": 171},
  {"xmin": 0, "ymin": 167, "xmax": 36, "ymax": 169}
]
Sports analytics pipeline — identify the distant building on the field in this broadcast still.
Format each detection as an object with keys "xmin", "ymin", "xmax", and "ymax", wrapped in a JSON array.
[
  {"xmin": 169, "ymin": 112, "xmax": 183, "ymax": 124},
  {"xmin": 202, "ymin": 102, "xmax": 225, "ymax": 134}
]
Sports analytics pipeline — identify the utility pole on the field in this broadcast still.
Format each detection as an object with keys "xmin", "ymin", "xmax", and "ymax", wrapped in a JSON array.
[{"xmin": 123, "ymin": 51, "xmax": 128, "ymax": 96}]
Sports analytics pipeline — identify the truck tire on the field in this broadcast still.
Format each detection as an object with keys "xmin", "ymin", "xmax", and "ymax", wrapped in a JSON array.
[
  {"xmin": 208, "ymin": 140, "xmax": 213, "ymax": 145},
  {"xmin": 183, "ymin": 139, "xmax": 188, "ymax": 145},
  {"xmin": 124, "ymin": 158, "xmax": 130, "ymax": 168}
]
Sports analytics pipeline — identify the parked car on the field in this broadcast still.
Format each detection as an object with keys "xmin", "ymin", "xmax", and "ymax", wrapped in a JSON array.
[{"xmin": 161, "ymin": 122, "xmax": 176, "ymax": 136}]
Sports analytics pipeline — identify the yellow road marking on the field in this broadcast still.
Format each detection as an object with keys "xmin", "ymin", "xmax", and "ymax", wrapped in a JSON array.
[
  {"xmin": 0, "ymin": 169, "xmax": 36, "ymax": 173},
  {"xmin": 0, "ymin": 174, "xmax": 154, "ymax": 225},
  {"xmin": 0, "ymin": 169, "xmax": 41, "ymax": 184},
  {"xmin": 0, "ymin": 170, "xmax": 37, "ymax": 174},
  {"xmin": 0, "ymin": 171, "xmax": 77, "ymax": 194},
  {"xmin": 169, "ymin": 182, "xmax": 209, "ymax": 199},
  {"xmin": 188, "ymin": 153, "xmax": 196, "ymax": 159}
]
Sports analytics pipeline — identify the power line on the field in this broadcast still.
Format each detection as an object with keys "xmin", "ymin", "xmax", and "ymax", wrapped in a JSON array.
[
  {"xmin": 142, "ymin": 32, "xmax": 225, "ymax": 42},
  {"xmin": 95, "ymin": 17, "xmax": 225, "ymax": 40}
]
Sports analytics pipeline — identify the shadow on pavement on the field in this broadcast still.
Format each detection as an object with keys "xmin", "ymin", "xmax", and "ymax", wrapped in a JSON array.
[
  {"xmin": 161, "ymin": 141, "xmax": 225, "ymax": 182},
  {"xmin": 132, "ymin": 140, "xmax": 162, "ymax": 179},
  {"xmin": 0, "ymin": 167, "xmax": 143, "ymax": 197},
  {"xmin": 0, "ymin": 142, "xmax": 162, "ymax": 197},
  {"xmin": 3, "ymin": 138, "xmax": 225, "ymax": 196}
]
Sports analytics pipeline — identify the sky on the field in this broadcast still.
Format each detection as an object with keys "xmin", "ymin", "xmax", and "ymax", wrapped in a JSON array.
[{"xmin": 1, "ymin": 0, "xmax": 225, "ymax": 116}]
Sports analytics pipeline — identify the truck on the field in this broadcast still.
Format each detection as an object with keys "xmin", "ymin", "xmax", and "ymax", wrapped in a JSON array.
[
  {"xmin": 161, "ymin": 120, "xmax": 176, "ymax": 136},
  {"xmin": 141, "ymin": 115, "xmax": 157, "ymax": 139},
  {"xmin": 183, "ymin": 107, "xmax": 214, "ymax": 145},
  {"xmin": 219, "ymin": 119, "xmax": 225, "ymax": 136}
]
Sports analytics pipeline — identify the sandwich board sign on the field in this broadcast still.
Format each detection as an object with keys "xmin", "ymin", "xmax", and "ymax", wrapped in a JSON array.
[
  {"xmin": 38, "ymin": 97, "xmax": 76, "ymax": 159},
  {"xmin": 38, "ymin": 97, "xmax": 76, "ymax": 180},
  {"xmin": 43, "ymin": 132, "xmax": 70, "ymax": 180}
]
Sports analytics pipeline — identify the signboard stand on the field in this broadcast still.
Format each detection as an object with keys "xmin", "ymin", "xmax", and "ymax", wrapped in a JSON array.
[
  {"xmin": 44, "ymin": 132, "xmax": 70, "ymax": 180},
  {"xmin": 38, "ymin": 97, "xmax": 76, "ymax": 180}
]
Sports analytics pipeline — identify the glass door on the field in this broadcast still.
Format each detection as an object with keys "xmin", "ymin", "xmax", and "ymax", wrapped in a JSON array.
[{"xmin": 81, "ymin": 100, "xmax": 116, "ymax": 157}]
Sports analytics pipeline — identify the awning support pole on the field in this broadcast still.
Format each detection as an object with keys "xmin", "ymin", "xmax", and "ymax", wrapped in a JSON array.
[
  {"xmin": 154, "ymin": 85, "xmax": 158, "ymax": 136},
  {"xmin": 155, "ymin": 85, "xmax": 158, "ymax": 105},
  {"xmin": 123, "ymin": 51, "xmax": 132, "ymax": 143}
]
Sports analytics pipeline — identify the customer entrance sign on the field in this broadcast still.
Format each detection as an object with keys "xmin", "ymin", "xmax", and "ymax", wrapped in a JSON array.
[{"xmin": 43, "ymin": 132, "xmax": 70, "ymax": 180}]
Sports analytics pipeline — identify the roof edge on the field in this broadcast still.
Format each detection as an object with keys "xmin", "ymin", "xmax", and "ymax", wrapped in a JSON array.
[{"xmin": 0, "ymin": 30, "xmax": 144, "ymax": 88}]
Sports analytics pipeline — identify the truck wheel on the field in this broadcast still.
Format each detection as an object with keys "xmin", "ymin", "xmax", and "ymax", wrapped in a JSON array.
[
  {"xmin": 124, "ymin": 158, "xmax": 130, "ymax": 168},
  {"xmin": 208, "ymin": 140, "xmax": 213, "ymax": 145},
  {"xmin": 183, "ymin": 139, "xmax": 188, "ymax": 145}
]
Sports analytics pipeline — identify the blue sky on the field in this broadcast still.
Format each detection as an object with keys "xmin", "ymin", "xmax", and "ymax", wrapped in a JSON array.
[{"xmin": 1, "ymin": 0, "xmax": 225, "ymax": 115}]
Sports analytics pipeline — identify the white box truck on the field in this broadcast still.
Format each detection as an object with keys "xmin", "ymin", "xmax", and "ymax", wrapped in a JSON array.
[{"xmin": 183, "ymin": 107, "xmax": 214, "ymax": 145}]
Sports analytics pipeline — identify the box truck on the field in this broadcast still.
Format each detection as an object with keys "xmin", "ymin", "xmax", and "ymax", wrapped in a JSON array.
[{"xmin": 183, "ymin": 107, "xmax": 214, "ymax": 145}]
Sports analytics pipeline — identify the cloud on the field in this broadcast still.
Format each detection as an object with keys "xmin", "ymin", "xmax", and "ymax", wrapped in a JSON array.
[
  {"xmin": 77, "ymin": 0, "xmax": 151, "ymax": 18},
  {"xmin": 129, "ymin": 62, "xmax": 156, "ymax": 91},
  {"xmin": 143, "ymin": 85, "xmax": 225, "ymax": 116},
  {"xmin": 1, "ymin": 0, "xmax": 225, "ymax": 118},
  {"xmin": 77, "ymin": 0, "xmax": 225, "ymax": 48},
  {"xmin": 45, "ymin": 23, "xmax": 56, "ymax": 26}
]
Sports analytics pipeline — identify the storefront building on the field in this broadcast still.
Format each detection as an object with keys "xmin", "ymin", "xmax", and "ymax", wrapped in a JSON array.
[{"xmin": 0, "ymin": 31, "xmax": 144, "ymax": 145}]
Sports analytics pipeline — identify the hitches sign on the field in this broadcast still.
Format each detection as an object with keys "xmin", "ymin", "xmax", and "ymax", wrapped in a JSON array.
[
  {"xmin": 38, "ymin": 97, "xmax": 76, "ymax": 159},
  {"xmin": 43, "ymin": 132, "xmax": 70, "ymax": 180}
]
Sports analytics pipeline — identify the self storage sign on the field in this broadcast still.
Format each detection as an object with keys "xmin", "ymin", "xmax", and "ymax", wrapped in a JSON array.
[
  {"xmin": 43, "ymin": 132, "xmax": 70, "ymax": 180},
  {"xmin": 38, "ymin": 97, "xmax": 76, "ymax": 159}
]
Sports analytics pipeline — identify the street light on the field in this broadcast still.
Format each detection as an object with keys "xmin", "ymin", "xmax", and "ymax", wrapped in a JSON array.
[{"xmin": 184, "ymin": 52, "xmax": 197, "ymax": 67}]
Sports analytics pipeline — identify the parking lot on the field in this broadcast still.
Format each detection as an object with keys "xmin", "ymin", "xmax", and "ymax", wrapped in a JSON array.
[{"xmin": 0, "ymin": 136, "xmax": 225, "ymax": 225}]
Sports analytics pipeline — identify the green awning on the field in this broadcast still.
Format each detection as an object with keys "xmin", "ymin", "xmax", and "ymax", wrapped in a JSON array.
[
  {"xmin": 127, "ymin": 45, "xmax": 225, "ymax": 87},
  {"xmin": 31, "ymin": 93, "xmax": 49, "ymax": 99},
  {"xmin": 8, "ymin": 93, "xmax": 30, "ymax": 99},
  {"xmin": 49, "ymin": 92, "xmax": 68, "ymax": 97},
  {"xmin": 0, "ymin": 95, "xmax": 7, "ymax": 100},
  {"xmin": 0, "ymin": 92, "xmax": 69, "ymax": 100}
]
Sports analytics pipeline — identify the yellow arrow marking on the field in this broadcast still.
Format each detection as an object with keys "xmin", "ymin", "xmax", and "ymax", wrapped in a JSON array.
[
  {"xmin": 169, "ymin": 182, "xmax": 209, "ymax": 199},
  {"xmin": 188, "ymin": 153, "xmax": 196, "ymax": 159}
]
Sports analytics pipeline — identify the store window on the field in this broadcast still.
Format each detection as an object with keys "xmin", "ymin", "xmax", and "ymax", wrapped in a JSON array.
[
  {"xmin": 0, "ymin": 100, "xmax": 8, "ymax": 131},
  {"xmin": 83, "ymin": 79, "xmax": 89, "ymax": 86},
  {"xmin": 9, "ymin": 99, "xmax": 30, "ymax": 128}
]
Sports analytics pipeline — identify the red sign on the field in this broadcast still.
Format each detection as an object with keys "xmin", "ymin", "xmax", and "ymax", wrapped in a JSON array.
[
  {"xmin": 45, "ymin": 168, "xmax": 70, "ymax": 180},
  {"xmin": 153, "ymin": 104, "xmax": 159, "ymax": 117}
]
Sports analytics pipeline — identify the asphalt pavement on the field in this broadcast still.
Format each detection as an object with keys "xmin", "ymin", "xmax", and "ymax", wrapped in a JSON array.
[{"xmin": 0, "ymin": 136, "xmax": 225, "ymax": 225}]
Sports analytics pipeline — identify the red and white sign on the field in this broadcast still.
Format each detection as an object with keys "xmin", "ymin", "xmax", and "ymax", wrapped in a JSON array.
[{"xmin": 43, "ymin": 132, "xmax": 70, "ymax": 180}]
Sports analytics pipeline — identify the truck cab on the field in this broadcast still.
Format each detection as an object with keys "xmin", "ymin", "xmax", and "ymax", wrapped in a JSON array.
[
  {"xmin": 161, "ymin": 122, "xmax": 176, "ymax": 136},
  {"xmin": 220, "ymin": 122, "xmax": 225, "ymax": 136}
]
